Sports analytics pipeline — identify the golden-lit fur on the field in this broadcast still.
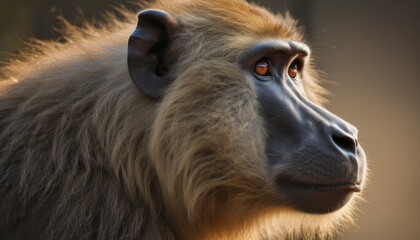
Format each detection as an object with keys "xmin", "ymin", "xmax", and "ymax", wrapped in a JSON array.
[{"xmin": 0, "ymin": 0, "xmax": 362, "ymax": 239}]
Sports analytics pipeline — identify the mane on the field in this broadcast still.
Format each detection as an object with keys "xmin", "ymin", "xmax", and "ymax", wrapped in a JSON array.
[{"xmin": 0, "ymin": 1, "xmax": 336, "ymax": 239}]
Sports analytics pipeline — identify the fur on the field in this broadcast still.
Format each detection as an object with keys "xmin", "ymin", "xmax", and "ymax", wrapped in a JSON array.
[{"xmin": 0, "ymin": 0, "xmax": 360, "ymax": 239}]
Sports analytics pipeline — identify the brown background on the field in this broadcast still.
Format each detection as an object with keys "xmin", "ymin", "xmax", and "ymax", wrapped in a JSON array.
[{"xmin": 1, "ymin": 0, "xmax": 419, "ymax": 239}]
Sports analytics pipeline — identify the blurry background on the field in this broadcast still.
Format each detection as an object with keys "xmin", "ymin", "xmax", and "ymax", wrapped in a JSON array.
[{"xmin": 0, "ymin": 0, "xmax": 419, "ymax": 239}]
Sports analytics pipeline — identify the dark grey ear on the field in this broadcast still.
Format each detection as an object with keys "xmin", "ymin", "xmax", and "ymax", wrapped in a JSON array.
[{"xmin": 127, "ymin": 9, "xmax": 178, "ymax": 98}]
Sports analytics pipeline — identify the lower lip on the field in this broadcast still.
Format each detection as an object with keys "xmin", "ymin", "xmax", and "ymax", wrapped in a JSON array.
[{"xmin": 276, "ymin": 178, "xmax": 361, "ymax": 214}]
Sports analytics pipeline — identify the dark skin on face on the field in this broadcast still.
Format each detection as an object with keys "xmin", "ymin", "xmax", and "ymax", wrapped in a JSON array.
[
  {"xmin": 241, "ymin": 40, "xmax": 365, "ymax": 214},
  {"xmin": 128, "ymin": 10, "xmax": 366, "ymax": 215}
]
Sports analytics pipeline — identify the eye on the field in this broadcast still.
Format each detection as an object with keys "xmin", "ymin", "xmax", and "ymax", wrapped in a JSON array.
[
  {"xmin": 288, "ymin": 59, "xmax": 303, "ymax": 80},
  {"xmin": 288, "ymin": 63, "xmax": 299, "ymax": 79},
  {"xmin": 254, "ymin": 60, "xmax": 271, "ymax": 76}
]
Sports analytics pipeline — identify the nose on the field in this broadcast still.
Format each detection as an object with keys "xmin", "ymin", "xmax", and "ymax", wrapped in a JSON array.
[
  {"xmin": 329, "ymin": 126, "xmax": 358, "ymax": 156},
  {"xmin": 301, "ymin": 98, "xmax": 359, "ymax": 156}
]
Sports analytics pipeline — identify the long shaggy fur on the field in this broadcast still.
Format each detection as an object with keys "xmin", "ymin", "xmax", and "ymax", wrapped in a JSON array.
[{"xmin": 0, "ymin": 0, "xmax": 359, "ymax": 239}]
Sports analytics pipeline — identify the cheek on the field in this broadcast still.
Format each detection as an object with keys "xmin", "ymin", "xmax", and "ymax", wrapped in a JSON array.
[
  {"xmin": 254, "ymin": 79, "xmax": 306, "ymax": 143},
  {"xmin": 149, "ymin": 77, "xmax": 269, "ymax": 202}
]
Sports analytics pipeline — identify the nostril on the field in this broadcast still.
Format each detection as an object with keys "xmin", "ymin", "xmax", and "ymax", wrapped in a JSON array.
[{"xmin": 332, "ymin": 134, "xmax": 356, "ymax": 154}]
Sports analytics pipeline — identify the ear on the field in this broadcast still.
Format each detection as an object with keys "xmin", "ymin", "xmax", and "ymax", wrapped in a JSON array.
[{"xmin": 127, "ymin": 9, "xmax": 178, "ymax": 98}]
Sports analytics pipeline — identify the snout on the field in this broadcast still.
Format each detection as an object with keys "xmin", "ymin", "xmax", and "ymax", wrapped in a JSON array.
[
  {"xmin": 273, "ymin": 109, "xmax": 366, "ymax": 213},
  {"xmin": 252, "ymin": 65, "xmax": 366, "ymax": 214},
  {"xmin": 268, "ymin": 100, "xmax": 366, "ymax": 214}
]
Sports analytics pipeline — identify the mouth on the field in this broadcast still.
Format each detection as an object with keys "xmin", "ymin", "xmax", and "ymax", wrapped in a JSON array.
[
  {"xmin": 276, "ymin": 176, "xmax": 361, "ymax": 214},
  {"xmin": 279, "ymin": 178, "xmax": 361, "ymax": 192}
]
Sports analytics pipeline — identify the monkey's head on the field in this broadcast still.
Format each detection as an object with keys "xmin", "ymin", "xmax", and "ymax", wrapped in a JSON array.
[{"xmin": 127, "ymin": 0, "xmax": 366, "ymax": 236}]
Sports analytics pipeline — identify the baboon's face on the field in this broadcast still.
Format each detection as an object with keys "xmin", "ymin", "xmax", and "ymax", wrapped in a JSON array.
[
  {"xmin": 241, "ymin": 39, "xmax": 366, "ymax": 214},
  {"xmin": 128, "ymin": 8, "xmax": 366, "ymax": 215}
]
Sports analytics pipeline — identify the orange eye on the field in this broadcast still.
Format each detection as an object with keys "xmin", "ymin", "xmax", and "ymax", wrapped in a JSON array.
[
  {"xmin": 288, "ymin": 63, "xmax": 299, "ymax": 79},
  {"xmin": 254, "ymin": 60, "xmax": 269, "ymax": 76}
]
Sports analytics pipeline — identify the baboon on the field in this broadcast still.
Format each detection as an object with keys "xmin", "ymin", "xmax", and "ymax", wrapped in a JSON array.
[{"xmin": 0, "ymin": 0, "xmax": 367, "ymax": 239}]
